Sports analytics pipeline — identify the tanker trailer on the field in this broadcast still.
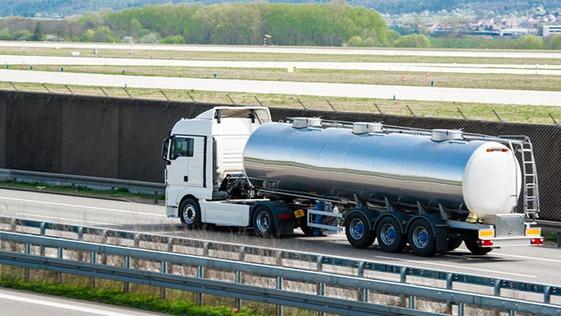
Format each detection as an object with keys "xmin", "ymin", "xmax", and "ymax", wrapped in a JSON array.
[{"xmin": 163, "ymin": 107, "xmax": 543, "ymax": 257}]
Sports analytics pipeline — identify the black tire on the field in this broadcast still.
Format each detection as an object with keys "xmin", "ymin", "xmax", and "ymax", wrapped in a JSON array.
[
  {"xmin": 465, "ymin": 237, "xmax": 493, "ymax": 255},
  {"xmin": 376, "ymin": 216, "xmax": 405, "ymax": 253},
  {"xmin": 253, "ymin": 208, "xmax": 275, "ymax": 238},
  {"xmin": 301, "ymin": 224, "xmax": 318, "ymax": 237},
  {"xmin": 179, "ymin": 197, "xmax": 201, "ymax": 229},
  {"xmin": 447, "ymin": 238, "xmax": 463, "ymax": 251},
  {"xmin": 345, "ymin": 212, "xmax": 376, "ymax": 249},
  {"xmin": 407, "ymin": 219, "xmax": 437, "ymax": 257}
]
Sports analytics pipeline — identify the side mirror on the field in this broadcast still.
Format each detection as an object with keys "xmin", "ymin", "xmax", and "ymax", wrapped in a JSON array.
[{"xmin": 162, "ymin": 136, "xmax": 171, "ymax": 162}]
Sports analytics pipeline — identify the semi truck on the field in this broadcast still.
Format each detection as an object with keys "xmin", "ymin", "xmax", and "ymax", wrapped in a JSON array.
[{"xmin": 162, "ymin": 106, "xmax": 543, "ymax": 257}]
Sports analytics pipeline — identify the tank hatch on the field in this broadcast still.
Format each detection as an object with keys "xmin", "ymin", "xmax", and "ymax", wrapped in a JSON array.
[{"xmin": 431, "ymin": 129, "xmax": 464, "ymax": 141}]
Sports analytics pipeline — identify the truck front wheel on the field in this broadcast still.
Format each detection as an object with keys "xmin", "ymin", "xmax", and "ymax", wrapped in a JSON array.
[
  {"xmin": 179, "ymin": 198, "xmax": 201, "ymax": 229},
  {"xmin": 253, "ymin": 208, "xmax": 275, "ymax": 238},
  {"xmin": 345, "ymin": 212, "xmax": 375, "ymax": 249}
]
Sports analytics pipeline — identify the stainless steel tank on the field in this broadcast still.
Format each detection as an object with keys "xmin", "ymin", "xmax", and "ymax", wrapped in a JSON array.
[{"xmin": 243, "ymin": 120, "xmax": 522, "ymax": 218}]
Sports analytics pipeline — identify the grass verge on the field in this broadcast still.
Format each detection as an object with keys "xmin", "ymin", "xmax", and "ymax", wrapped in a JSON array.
[
  {"xmin": 0, "ymin": 274, "xmax": 257, "ymax": 315},
  {"xmin": 7, "ymin": 64, "xmax": 561, "ymax": 92},
  {"xmin": 1, "ymin": 83, "xmax": 560, "ymax": 125},
  {"xmin": 0, "ymin": 180, "xmax": 163, "ymax": 203},
  {"xmin": 2, "ymin": 46, "xmax": 561, "ymax": 65}
]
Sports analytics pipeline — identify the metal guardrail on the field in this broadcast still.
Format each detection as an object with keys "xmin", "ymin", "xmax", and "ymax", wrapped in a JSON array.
[
  {"xmin": 1, "ymin": 231, "xmax": 560, "ymax": 316},
  {"xmin": 0, "ymin": 168, "xmax": 164, "ymax": 203},
  {"xmin": 537, "ymin": 219, "xmax": 561, "ymax": 247},
  {"xmin": 1, "ymin": 216, "xmax": 560, "ymax": 315}
]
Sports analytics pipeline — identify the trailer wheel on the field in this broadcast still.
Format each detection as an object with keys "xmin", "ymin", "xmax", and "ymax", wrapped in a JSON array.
[
  {"xmin": 447, "ymin": 238, "xmax": 463, "ymax": 251},
  {"xmin": 345, "ymin": 212, "xmax": 375, "ymax": 249},
  {"xmin": 407, "ymin": 219, "xmax": 437, "ymax": 257},
  {"xmin": 179, "ymin": 197, "xmax": 201, "ymax": 229},
  {"xmin": 376, "ymin": 217, "xmax": 405, "ymax": 253},
  {"xmin": 253, "ymin": 208, "xmax": 275, "ymax": 238},
  {"xmin": 465, "ymin": 237, "xmax": 493, "ymax": 255}
]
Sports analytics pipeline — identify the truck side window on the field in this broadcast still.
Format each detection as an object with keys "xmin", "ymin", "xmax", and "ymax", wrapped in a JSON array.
[{"xmin": 170, "ymin": 137, "xmax": 194, "ymax": 160}]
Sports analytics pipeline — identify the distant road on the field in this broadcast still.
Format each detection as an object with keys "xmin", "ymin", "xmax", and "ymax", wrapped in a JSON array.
[
  {"xmin": 1, "ymin": 189, "xmax": 560, "ymax": 285},
  {"xmin": 1, "ymin": 69, "xmax": 561, "ymax": 106},
  {"xmin": 2, "ymin": 41, "xmax": 561, "ymax": 59},
  {"xmin": 3, "ymin": 55, "xmax": 561, "ymax": 76},
  {"xmin": 0, "ymin": 287, "xmax": 162, "ymax": 316}
]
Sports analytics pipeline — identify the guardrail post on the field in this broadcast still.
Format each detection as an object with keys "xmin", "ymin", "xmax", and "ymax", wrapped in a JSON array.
[
  {"xmin": 39, "ymin": 222, "xmax": 46, "ymax": 256},
  {"xmin": 101, "ymin": 230, "xmax": 108, "ymax": 265},
  {"xmin": 133, "ymin": 233, "xmax": 140, "ymax": 269},
  {"xmin": 90, "ymin": 251, "xmax": 97, "ymax": 288},
  {"xmin": 544, "ymin": 286, "xmax": 552, "ymax": 304},
  {"xmin": 196, "ymin": 265, "xmax": 204, "ymax": 306},
  {"xmin": 76, "ymin": 226, "xmax": 84, "ymax": 262},
  {"xmin": 276, "ymin": 250, "xmax": 283, "ymax": 266},
  {"xmin": 153, "ymin": 191, "xmax": 159, "ymax": 204},
  {"xmin": 24, "ymin": 242, "xmax": 31, "ymax": 281},
  {"xmin": 276, "ymin": 276, "xmax": 283, "ymax": 316},
  {"xmin": 494, "ymin": 279, "xmax": 502, "ymax": 297},
  {"xmin": 400, "ymin": 267, "xmax": 408, "ymax": 307},
  {"xmin": 445, "ymin": 273, "xmax": 454, "ymax": 313},
  {"xmin": 408, "ymin": 295, "xmax": 416, "ymax": 310},
  {"xmin": 357, "ymin": 262, "xmax": 368, "ymax": 302},
  {"xmin": 160, "ymin": 260, "xmax": 168, "ymax": 299},
  {"xmin": 9, "ymin": 219, "xmax": 16, "ymax": 251},
  {"xmin": 458, "ymin": 302, "xmax": 465, "ymax": 316},
  {"xmin": 202, "ymin": 241, "xmax": 209, "ymax": 257},
  {"xmin": 166, "ymin": 238, "xmax": 174, "ymax": 273},
  {"xmin": 123, "ymin": 256, "xmax": 131, "ymax": 293},
  {"xmin": 57, "ymin": 247, "xmax": 63, "ymax": 284},
  {"xmin": 235, "ymin": 270, "xmax": 242, "ymax": 310}
]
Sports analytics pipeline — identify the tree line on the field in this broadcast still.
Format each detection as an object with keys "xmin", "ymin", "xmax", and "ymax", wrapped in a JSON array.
[{"xmin": 0, "ymin": 2, "xmax": 560, "ymax": 49}]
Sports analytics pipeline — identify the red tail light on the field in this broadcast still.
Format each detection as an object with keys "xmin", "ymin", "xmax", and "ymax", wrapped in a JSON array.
[
  {"xmin": 278, "ymin": 213, "xmax": 291, "ymax": 220},
  {"xmin": 478, "ymin": 239, "xmax": 494, "ymax": 247},
  {"xmin": 531, "ymin": 238, "xmax": 544, "ymax": 246}
]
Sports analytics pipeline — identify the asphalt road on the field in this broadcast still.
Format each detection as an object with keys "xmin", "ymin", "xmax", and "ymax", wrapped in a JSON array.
[
  {"xmin": 2, "ymin": 69, "xmax": 561, "ymax": 106},
  {"xmin": 2, "ymin": 41, "xmax": 561, "ymax": 59},
  {"xmin": 0, "ymin": 189, "xmax": 560, "ymax": 286},
  {"xmin": 3, "ymin": 55, "xmax": 561, "ymax": 76},
  {"xmin": 0, "ymin": 287, "xmax": 162, "ymax": 316}
]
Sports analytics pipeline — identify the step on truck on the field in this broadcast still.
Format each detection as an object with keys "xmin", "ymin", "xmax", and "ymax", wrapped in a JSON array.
[{"xmin": 162, "ymin": 106, "xmax": 543, "ymax": 256}]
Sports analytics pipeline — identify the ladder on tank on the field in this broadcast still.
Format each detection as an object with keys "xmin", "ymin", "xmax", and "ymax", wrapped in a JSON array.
[{"xmin": 505, "ymin": 136, "xmax": 540, "ymax": 220}]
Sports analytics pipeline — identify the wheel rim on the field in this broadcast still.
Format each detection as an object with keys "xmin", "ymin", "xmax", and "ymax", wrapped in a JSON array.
[
  {"xmin": 412, "ymin": 226, "xmax": 429, "ymax": 249},
  {"xmin": 349, "ymin": 218, "xmax": 365, "ymax": 240},
  {"xmin": 182, "ymin": 204, "xmax": 197, "ymax": 225},
  {"xmin": 256, "ymin": 211, "xmax": 270, "ymax": 233},
  {"xmin": 380, "ymin": 223, "xmax": 397, "ymax": 245}
]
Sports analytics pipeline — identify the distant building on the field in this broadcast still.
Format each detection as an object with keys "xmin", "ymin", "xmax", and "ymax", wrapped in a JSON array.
[{"xmin": 543, "ymin": 25, "xmax": 561, "ymax": 37}]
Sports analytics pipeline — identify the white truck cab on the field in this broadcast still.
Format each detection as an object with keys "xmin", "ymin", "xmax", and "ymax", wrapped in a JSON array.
[{"xmin": 162, "ymin": 106, "xmax": 286, "ymax": 229}]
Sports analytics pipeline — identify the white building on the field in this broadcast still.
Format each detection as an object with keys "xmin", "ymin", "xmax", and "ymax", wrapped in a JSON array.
[{"xmin": 543, "ymin": 25, "xmax": 561, "ymax": 37}]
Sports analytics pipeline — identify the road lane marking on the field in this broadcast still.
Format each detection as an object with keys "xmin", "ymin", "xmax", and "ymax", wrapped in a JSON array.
[
  {"xmin": 0, "ymin": 196, "xmax": 165, "ymax": 217},
  {"xmin": 14, "ymin": 213, "xmax": 115, "ymax": 226},
  {"xmin": 490, "ymin": 252, "xmax": 561, "ymax": 264},
  {"xmin": 375, "ymin": 255, "xmax": 538, "ymax": 278},
  {"xmin": 0, "ymin": 291, "xmax": 138, "ymax": 316}
]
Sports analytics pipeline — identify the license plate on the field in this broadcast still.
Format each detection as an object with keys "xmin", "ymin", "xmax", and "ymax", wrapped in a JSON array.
[{"xmin": 293, "ymin": 209, "xmax": 305, "ymax": 219}]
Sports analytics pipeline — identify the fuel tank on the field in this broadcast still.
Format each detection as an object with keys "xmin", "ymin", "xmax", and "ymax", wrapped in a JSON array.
[{"xmin": 243, "ymin": 120, "xmax": 522, "ymax": 218}]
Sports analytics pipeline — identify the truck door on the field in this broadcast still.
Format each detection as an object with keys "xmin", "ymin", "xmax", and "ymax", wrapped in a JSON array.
[{"xmin": 167, "ymin": 135, "xmax": 206, "ymax": 188}]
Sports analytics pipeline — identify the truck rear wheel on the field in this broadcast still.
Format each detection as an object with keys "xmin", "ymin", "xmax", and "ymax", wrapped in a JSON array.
[
  {"xmin": 407, "ymin": 219, "xmax": 437, "ymax": 257},
  {"xmin": 179, "ymin": 197, "xmax": 201, "ymax": 229},
  {"xmin": 447, "ymin": 238, "xmax": 463, "ymax": 251},
  {"xmin": 253, "ymin": 208, "xmax": 275, "ymax": 238},
  {"xmin": 376, "ymin": 216, "xmax": 406, "ymax": 253},
  {"xmin": 345, "ymin": 212, "xmax": 375, "ymax": 249},
  {"xmin": 465, "ymin": 237, "xmax": 493, "ymax": 255}
]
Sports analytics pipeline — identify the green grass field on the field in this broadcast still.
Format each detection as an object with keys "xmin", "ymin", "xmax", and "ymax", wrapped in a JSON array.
[
  {"xmin": 2, "ymin": 46, "xmax": 561, "ymax": 65},
  {"xmin": 8, "ymin": 64, "xmax": 561, "ymax": 92},
  {"xmin": 2, "ymin": 82, "xmax": 559, "ymax": 125}
]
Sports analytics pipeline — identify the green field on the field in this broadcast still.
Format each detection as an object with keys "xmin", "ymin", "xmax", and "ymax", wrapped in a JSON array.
[
  {"xmin": 3, "ymin": 46, "xmax": 561, "ymax": 65},
  {"xmin": 9, "ymin": 64, "xmax": 561, "ymax": 92},
  {"xmin": 2, "ymin": 82, "xmax": 559, "ymax": 125}
]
